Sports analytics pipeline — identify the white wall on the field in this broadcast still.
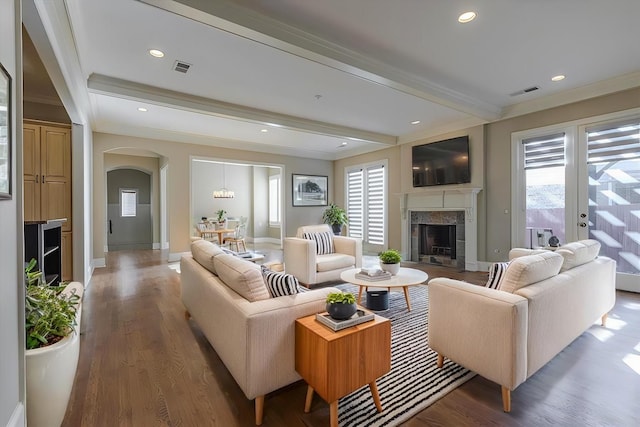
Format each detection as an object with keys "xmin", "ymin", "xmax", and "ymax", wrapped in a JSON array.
[{"xmin": 0, "ymin": 1, "xmax": 24, "ymax": 426}]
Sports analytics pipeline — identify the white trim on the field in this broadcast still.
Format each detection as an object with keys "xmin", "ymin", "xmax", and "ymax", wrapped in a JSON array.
[
  {"xmin": 616, "ymin": 273, "xmax": 640, "ymax": 293},
  {"xmin": 7, "ymin": 403, "xmax": 25, "ymax": 427},
  {"xmin": 152, "ymin": 242, "xmax": 160, "ymax": 250},
  {"xmin": 253, "ymin": 237, "xmax": 281, "ymax": 245},
  {"xmin": 92, "ymin": 258, "xmax": 106, "ymax": 268}
]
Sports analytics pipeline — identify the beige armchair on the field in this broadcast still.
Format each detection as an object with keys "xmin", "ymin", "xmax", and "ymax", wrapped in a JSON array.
[{"xmin": 284, "ymin": 224, "xmax": 362, "ymax": 286}]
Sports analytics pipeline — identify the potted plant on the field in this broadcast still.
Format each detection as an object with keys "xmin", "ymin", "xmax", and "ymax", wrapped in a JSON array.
[
  {"xmin": 379, "ymin": 249, "xmax": 402, "ymax": 276},
  {"xmin": 322, "ymin": 203, "xmax": 348, "ymax": 235},
  {"xmin": 24, "ymin": 259, "xmax": 84, "ymax": 427},
  {"xmin": 215, "ymin": 209, "xmax": 227, "ymax": 229},
  {"xmin": 325, "ymin": 291, "xmax": 357, "ymax": 320}
]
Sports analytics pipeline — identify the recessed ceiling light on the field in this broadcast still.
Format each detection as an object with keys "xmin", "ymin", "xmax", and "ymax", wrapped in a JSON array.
[
  {"xmin": 411, "ymin": 120, "xmax": 421, "ymax": 125},
  {"xmin": 261, "ymin": 129, "xmax": 268, "ymax": 133},
  {"xmin": 458, "ymin": 11, "xmax": 477, "ymax": 23},
  {"xmin": 137, "ymin": 107, "xmax": 148, "ymax": 112},
  {"xmin": 551, "ymin": 75, "xmax": 566, "ymax": 82},
  {"xmin": 149, "ymin": 49, "xmax": 164, "ymax": 58},
  {"xmin": 340, "ymin": 142, "xmax": 348, "ymax": 147},
  {"xmin": 266, "ymin": 123, "xmax": 282, "ymax": 128}
]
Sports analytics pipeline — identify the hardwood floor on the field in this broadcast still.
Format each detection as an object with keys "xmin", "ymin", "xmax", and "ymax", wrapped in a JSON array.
[{"xmin": 64, "ymin": 250, "xmax": 640, "ymax": 426}]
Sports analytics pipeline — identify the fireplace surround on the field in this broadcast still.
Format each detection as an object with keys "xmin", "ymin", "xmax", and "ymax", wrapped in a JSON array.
[{"xmin": 400, "ymin": 188, "xmax": 481, "ymax": 271}]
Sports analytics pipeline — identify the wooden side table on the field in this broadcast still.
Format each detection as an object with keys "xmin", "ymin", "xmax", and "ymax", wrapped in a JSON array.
[{"xmin": 295, "ymin": 314, "xmax": 391, "ymax": 427}]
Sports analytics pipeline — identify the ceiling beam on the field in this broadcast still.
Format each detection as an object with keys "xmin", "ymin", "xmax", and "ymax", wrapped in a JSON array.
[
  {"xmin": 137, "ymin": 0, "xmax": 501, "ymax": 121},
  {"xmin": 87, "ymin": 74, "xmax": 397, "ymax": 145}
]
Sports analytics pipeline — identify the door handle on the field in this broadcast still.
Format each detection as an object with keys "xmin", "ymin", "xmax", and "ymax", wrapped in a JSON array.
[
  {"xmin": 109, "ymin": 220, "xmax": 113, "ymax": 234},
  {"xmin": 42, "ymin": 175, "xmax": 45, "ymax": 183},
  {"xmin": 579, "ymin": 222, "xmax": 587, "ymax": 228},
  {"xmin": 36, "ymin": 174, "xmax": 39, "ymax": 183}
]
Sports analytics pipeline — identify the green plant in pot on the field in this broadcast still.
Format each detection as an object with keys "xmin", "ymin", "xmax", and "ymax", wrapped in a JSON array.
[
  {"xmin": 322, "ymin": 203, "xmax": 348, "ymax": 235},
  {"xmin": 379, "ymin": 249, "xmax": 402, "ymax": 276},
  {"xmin": 25, "ymin": 259, "xmax": 79, "ymax": 349},
  {"xmin": 215, "ymin": 209, "xmax": 227, "ymax": 229},
  {"xmin": 326, "ymin": 291, "xmax": 357, "ymax": 320}
]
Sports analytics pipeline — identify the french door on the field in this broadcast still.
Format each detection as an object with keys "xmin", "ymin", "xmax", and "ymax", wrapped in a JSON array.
[{"xmin": 513, "ymin": 111, "xmax": 640, "ymax": 291}]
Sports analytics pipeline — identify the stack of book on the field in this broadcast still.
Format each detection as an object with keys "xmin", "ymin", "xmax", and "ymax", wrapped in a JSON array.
[
  {"xmin": 315, "ymin": 309, "xmax": 375, "ymax": 331},
  {"xmin": 355, "ymin": 268, "xmax": 392, "ymax": 281}
]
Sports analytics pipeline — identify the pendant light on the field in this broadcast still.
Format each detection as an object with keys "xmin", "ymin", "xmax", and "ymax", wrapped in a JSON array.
[{"xmin": 213, "ymin": 163, "xmax": 235, "ymax": 199}]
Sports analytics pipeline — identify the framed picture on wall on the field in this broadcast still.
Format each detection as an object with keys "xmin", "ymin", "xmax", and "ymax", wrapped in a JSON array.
[
  {"xmin": 0, "ymin": 62, "xmax": 11, "ymax": 200},
  {"xmin": 292, "ymin": 174, "xmax": 328, "ymax": 206}
]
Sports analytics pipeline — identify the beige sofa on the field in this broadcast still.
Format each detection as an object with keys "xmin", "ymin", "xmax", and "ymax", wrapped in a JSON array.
[
  {"xmin": 428, "ymin": 240, "xmax": 616, "ymax": 412},
  {"xmin": 181, "ymin": 240, "xmax": 339, "ymax": 425},
  {"xmin": 283, "ymin": 224, "xmax": 362, "ymax": 286}
]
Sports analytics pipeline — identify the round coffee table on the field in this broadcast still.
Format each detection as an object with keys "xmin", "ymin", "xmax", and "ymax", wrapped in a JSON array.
[{"xmin": 340, "ymin": 267, "xmax": 428, "ymax": 312}]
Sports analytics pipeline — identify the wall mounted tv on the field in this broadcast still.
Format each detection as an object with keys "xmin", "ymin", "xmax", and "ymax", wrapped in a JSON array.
[{"xmin": 412, "ymin": 136, "xmax": 470, "ymax": 187}]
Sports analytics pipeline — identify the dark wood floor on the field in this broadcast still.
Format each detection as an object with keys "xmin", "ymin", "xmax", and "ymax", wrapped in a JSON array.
[{"xmin": 64, "ymin": 250, "xmax": 640, "ymax": 426}]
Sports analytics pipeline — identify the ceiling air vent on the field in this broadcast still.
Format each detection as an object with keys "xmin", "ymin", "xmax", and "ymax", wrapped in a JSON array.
[
  {"xmin": 510, "ymin": 86, "xmax": 540, "ymax": 97},
  {"xmin": 173, "ymin": 60, "xmax": 192, "ymax": 74}
]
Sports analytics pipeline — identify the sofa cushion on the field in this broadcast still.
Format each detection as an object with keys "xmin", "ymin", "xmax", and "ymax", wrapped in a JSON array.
[
  {"xmin": 499, "ymin": 252, "xmax": 564, "ymax": 293},
  {"xmin": 486, "ymin": 262, "xmax": 510, "ymax": 289},
  {"xmin": 556, "ymin": 240, "xmax": 601, "ymax": 272},
  {"xmin": 508, "ymin": 248, "xmax": 549, "ymax": 260},
  {"xmin": 316, "ymin": 253, "xmax": 355, "ymax": 272},
  {"xmin": 302, "ymin": 231, "xmax": 334, "ymax": 255},
  {"xmin": 261, "ymin": 265, "xmax": 300, "ymax": 297},
  {"xmin": 213, "ymin": 254, "xmax": 270, "ymax": 302},
  {"xmin": 191, "ymin": 240, "xmax": 225, "ymax": 275}
]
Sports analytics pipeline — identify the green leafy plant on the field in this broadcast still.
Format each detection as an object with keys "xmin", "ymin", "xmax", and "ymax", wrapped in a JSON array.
[
  {"xmin": 322, "ymin": 203, "xmax": 348, "ymax": 227},
  {"xmin": 379, "ymin": 249, "xmax": 402, "ymax": 264},
  {"xmin": 326, "ymin": 291, "xmax": 356, "ymax": 305},
  {"xmin": 215, "ymin": 209, "xmax": 227, "ymax": 223},
  {"xmin": 24, "ymin": 259, "xmax": 79, "ymax": 350}
]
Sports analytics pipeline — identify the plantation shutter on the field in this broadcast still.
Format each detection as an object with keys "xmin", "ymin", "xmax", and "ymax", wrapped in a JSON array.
[
  {"xmin": 347, "ymin": 169, "xmax": 364, "ymax": 238},
  {"xmin": 586, "ymin": 119, "xmax": 640, "ymax": 164},
  {"xmin": 522, "ymin": 133, "xmax": 566, "ymax": 169},
  {"xmin": 366, "ymin": 165, "xmax": 385, "ymax": 245},
  {"xmin": 346, "ymin": 163, "xmax": 385, "ymax": 246}
]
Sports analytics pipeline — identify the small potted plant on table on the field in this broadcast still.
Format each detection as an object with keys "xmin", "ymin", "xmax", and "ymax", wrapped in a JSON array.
[
  {"xmin": 215, "ymin": 209, "xmax": 227, "ymax": 229},
  {"xmin": 379, "ymin": 249, "xmax": 402, "ymax": 276},
  {"xmin": 325, "ymin": 291, "xmax": 357, "ymax": 320}
]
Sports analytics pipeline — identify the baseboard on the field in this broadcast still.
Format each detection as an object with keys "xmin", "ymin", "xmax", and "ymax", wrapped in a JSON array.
[
  {"xmin": 252, "ymin": 237, "xmax": 281, "ymax": 245},
  {"xmin": 153, "ymin": 242, "xmax": 160, "ymax": 250},
  {"xmin": 7, "ymin": 403, "xmax": 25, "ymax": 427},
  {"xmin": 161, "ymin": 242, "xmax": 169, "ymax": 250},
  {"xmin": 616, "ymin": 274, "xmax": 640, "ymax": 293},
  {"xmin": 92, "ymin": 258, "xmax": 106, "ymax": 268},
  {"xmin": 476, "ymin": 261, "xmax": 492, "ymax": 272}
]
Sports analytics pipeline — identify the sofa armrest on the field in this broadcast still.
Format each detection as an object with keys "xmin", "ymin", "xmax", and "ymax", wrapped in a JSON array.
[
  {"xmin": 333, "ymin": 236, "xmax": 363, "ymax": 268},
  {"xmin": 428, "ymin": 278, "xmax": 529, "ymax": 390},
  {"xmin": 283, "ymin": 237, "xmax": 317, "ymax": 285}
]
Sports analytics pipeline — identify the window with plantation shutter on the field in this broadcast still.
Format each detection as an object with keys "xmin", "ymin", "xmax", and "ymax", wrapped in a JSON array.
[
  {"xmin": 346, "ymin": 162, "xmax": 386, "ymax": 247},
  {"xmin": 121, "ymin": 189, "xmax": 137, "ymax": 217}
]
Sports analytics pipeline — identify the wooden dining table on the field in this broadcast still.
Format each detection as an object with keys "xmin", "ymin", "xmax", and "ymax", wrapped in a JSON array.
[{"xmin": 214, "ymin": 228, "xmax": 236, "ymax": 244}]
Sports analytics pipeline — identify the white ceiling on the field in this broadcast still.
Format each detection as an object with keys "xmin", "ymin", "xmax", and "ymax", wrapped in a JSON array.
[{"xmin": 27, "ymin": 0, "xmax": 640, "ymax": 160}]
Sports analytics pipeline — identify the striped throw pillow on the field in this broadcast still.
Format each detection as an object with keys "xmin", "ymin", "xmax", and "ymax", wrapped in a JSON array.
[
  {"xmin": 486, "ymin": 262, "xmax": 510, "ymax": 290},
  {"xmin": 261, "ymin": 265, "xmax": 300, "ymax": 297},
  {"xmin": 302, "ymin": 231, "xmax": 334, "ymax": 255}
]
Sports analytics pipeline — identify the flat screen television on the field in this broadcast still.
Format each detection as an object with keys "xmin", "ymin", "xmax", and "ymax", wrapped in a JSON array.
[{"xmin": 412, "ymin": 136, "xmax": 470, "ymax": 187}]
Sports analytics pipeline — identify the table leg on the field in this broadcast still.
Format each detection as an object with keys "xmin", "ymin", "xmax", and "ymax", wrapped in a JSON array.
[
  {"xmin": 304, "ymin": 385, "xmax": 314, "ymax": 413},
  {"xmin": 403, "ymin": 286, "xmax": 412, "ymax": 311},
  {"xmin": 369, "ymin": 381, "xmax": 383, "ymax": 412},
  {"xmin": 330, "ymin": 400, "xmax": 339, "ymax": 427},
  {"xmin": 357, "ymin": 285, "xmax": 367, "ymax": 304}
]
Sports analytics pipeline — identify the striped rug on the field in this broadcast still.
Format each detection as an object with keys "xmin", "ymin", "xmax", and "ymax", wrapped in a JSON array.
[{"xmin": 334, "ymin": 283, "xmax": 475, "ymax": 427}]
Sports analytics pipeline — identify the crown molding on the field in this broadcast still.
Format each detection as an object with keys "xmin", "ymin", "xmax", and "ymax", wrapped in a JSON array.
[
  {"xmin": 138, "ymin": 0, "xmax": 501, "ymax": 121},
  {"xmin": 501, "ymin": 71, "xmax": 640, "ymax": 120}
]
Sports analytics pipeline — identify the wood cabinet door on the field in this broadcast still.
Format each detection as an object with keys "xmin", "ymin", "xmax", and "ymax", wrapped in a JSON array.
[
  {"xmin": 23, "ymin": 124, "xmax": 41, "ymax": 221},
  {"xmin": 41, "ymin": 125, "xmax": 71, "ymax": 231}
]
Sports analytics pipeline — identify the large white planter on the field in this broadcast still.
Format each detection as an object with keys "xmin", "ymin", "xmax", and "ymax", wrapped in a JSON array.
[
  {"xmin": 380, "ymin": 263, "xmax": 400, "ymax": 276},
  {"xmin": 26, "ymin": 282, "xmax": 83, "ymax": 427}
]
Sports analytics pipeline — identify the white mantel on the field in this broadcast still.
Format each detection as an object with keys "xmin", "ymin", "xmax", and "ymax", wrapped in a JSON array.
[{"xmin": 399, "ymin": 188, "xmax": 482, "ymax": 271}]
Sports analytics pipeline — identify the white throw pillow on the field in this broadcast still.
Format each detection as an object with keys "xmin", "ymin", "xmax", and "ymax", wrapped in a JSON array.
[
  {"xmin": 556, "ymin": 240, "xmax": 600, "ymax": 272},
  {"xmin": 499, "ymin": 252, "xmax": 564, "ymax": 293}
]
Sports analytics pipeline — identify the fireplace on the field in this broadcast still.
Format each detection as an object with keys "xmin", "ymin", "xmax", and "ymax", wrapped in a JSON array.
[
  {"xmin": 410, "ymin": 211, "xmax": 465, "ymax": 269},
  {"xmin": 400, "ymin": 188, "xmax": 481, "ymax": 271}
]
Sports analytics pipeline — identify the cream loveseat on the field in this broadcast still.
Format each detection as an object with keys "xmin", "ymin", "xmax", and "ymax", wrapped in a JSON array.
[
  {"xmin": 428, "ymin": 240, "xmax": 616, "ymax": 412},
  {"xmin": 181, "ymin": 240, "xmax": 338, "ymax": 425},
  {"xmin": 283, "ymin": 224, "xmax": 362, "ymax": 286}
]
